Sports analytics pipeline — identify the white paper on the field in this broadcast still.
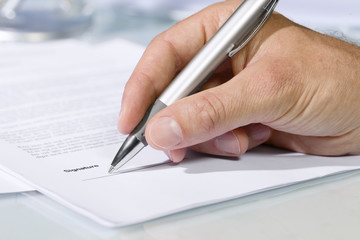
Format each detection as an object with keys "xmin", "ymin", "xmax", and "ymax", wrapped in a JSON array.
[
  {"xmin": 0, "ymin": 39, "xmax": 360, "ymax": 227},
  {"xmin": 0, "ymin": 170, "xmax": 34, "ymax": 193}
]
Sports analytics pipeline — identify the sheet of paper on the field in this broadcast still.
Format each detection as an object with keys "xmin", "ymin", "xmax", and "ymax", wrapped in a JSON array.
[
  {"xmin": 0, "ymin": 170, "xmax": 34, "ymax": 193},
  {"xmin": 0, "ymin": 39, "xmax": 360, "ymax": 227}
]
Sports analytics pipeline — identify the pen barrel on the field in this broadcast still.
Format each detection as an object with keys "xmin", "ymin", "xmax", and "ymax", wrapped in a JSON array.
[{"xmin": 159, "ymin": 0, "xmax": 275, "ymax": 106}]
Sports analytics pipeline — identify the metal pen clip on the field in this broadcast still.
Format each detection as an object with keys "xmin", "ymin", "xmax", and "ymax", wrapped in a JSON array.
[{"xmin": 228, "ymin": 0, "xmax": 278, "ymax": 58}]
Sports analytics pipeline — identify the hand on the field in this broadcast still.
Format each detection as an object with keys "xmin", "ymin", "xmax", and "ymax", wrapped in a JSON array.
[{"xmin": 118, "ymin": 0, "xmax": 360, "ymax": 162}]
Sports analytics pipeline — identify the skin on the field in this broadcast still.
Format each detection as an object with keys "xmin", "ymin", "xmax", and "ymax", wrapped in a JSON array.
[{"xmin": 118, "ymin": 0, "xmax": 360, "ymax": 163}]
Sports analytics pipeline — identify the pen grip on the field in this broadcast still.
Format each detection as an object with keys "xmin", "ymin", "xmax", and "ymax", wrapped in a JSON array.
[{"xmin": 131, "ymin": 99, "xmax": 167, "ymax": 145}]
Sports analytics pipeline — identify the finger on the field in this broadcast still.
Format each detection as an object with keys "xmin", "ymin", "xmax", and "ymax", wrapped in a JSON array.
[
  {"xmin": 118, "ymin": 1, "xmax": 240, "ymax": 134},
  {"xmin": 165, "ymin": 148, "xmax": 188, "ymax": 163},
  {"xmin": 244, "ymin": 124, "xmax": 272, "ymax": 150},
  {"xmin": 145, "ymin": 57, "xmax": 296, "ymax": 151},
  {"xmin": 191, "ymin": 128, "xmax": 246, "ymax": 157},
  {"xmin": 268, "ymin": 130, "xmax": 359, "ymax": 156},
  {"xmin": 190, "ymin": 124, "xmax": 271, "ymax": 157}
]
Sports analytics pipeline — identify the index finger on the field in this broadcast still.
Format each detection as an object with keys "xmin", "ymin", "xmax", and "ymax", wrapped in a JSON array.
[{"xmin": 118, "ymin": 1, "xmax": 240, "ymax": 134}]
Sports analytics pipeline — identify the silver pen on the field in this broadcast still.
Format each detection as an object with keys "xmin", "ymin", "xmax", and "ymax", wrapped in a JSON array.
[{"xmin": 109, "ymin": 0, "xmax": 279, "ymax": 173}]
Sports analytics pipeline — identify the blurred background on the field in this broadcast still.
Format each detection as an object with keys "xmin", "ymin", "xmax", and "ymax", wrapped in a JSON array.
[{"xmin": 0, "ymin": 0, "xmax": 359, "ymax": 44}]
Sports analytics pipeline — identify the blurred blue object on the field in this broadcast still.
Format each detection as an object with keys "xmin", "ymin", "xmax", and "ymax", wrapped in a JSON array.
[{"xmin": 0, "ymin": 0, "xmax": 93, "ymax": 42}]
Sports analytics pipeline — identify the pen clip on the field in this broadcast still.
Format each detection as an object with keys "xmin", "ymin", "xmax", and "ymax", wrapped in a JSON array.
[{"xmin": 228, "ymin": 0, "xmax": 278, "ymax": 58}]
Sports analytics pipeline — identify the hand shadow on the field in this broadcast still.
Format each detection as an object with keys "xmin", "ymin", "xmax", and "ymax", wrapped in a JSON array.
[
  {"xmin": 134, "ymin": 145, "xmax": 360, "ymax": 175},
  {"xmin": 85, "ymin": 145, "xmax": 360, "ymax": 181}
]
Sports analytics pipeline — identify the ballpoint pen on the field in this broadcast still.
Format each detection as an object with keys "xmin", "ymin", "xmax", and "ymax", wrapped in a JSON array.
[{"xmin": 109, "ymin": 0, "xmax": 279, "ymax": 174}]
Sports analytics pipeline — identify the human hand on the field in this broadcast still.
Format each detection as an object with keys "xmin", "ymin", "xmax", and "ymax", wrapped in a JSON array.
[{"xmin": 118, "ymin": 0, "xmax": 360, "ymax": 162}]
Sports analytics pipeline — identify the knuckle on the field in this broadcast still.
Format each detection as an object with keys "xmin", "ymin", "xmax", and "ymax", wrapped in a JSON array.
[
  {"xmin": 151, "ymin": 32, "xmax": 168, "ymax": 45},
  {"xmin": 151, "ymin": 33, "xmax": 183, "ymax": 70},
  {"xmin": 192, "ymin": 92, "xmax": 226, "ymax": 133}
]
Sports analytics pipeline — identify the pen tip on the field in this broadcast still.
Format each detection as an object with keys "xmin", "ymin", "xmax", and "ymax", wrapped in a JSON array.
[{"xmin": 108, "ymin": 166, "xmax": 115, "ymax": 174}]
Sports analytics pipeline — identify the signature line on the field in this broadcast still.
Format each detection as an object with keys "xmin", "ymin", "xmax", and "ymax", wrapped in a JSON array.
[{"xmin": 82, "ymin": 160, "xmax": 173, "ymax": 181}]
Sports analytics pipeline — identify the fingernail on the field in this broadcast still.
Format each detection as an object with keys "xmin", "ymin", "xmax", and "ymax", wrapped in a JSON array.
[
  {"xmin": 215, "ymin": 131, "xmax": 241, "ymax": 155},
  {"xmin": 248, "ymin": 124, "xmax": 271, "ymax": 141},
  {"xmin": 149, "ymin": 117, "xmax": 183, "ymax": 149}
]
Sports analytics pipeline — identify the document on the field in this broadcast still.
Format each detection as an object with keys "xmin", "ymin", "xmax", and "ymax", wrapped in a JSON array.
[{"xmin": 0, "ymin": 39, "xmax": 360, "ymax": 227}]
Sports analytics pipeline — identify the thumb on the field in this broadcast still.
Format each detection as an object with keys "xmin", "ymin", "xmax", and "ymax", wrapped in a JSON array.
[{"xmin": 144, "ymin": 59, "xmax": 291, "ymax": 151}]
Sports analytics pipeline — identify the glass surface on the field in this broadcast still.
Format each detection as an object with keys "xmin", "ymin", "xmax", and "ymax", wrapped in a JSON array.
[{"xmin": 0, "ymin": 0, "xmax": 93, "ymax": 42}]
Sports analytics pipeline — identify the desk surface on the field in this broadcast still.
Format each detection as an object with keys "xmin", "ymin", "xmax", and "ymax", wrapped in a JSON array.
[{"xmin": 1, "ymin": 2, "xmax": 360, "ymax": 239}]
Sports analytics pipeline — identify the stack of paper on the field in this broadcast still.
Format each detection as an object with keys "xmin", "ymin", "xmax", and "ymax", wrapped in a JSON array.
[{"xmin": 0, "ymin": 39, "xmax": 360, "ymax": 227}]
